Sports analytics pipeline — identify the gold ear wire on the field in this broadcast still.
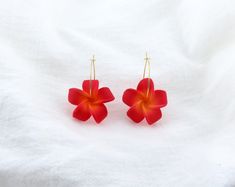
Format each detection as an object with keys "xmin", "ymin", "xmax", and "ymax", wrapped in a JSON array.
[
  {"xmin": 90, "ymin": 55, "xmax": 96, "ymax": 80},
  {"xmin": 143, "ymin": 52, "xmax": 150, "ymax": 79},
  {"xmin": 89, "ymin": 55, "xmax": 96, "ymax": 95},
  {"xmin": 143, "ymin": 52, "xmax": 151, "ymax": 96}
]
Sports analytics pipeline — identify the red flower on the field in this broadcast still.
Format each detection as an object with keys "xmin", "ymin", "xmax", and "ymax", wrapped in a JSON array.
[
  {"xmin": 68, "ymin": 80, "xmax": 115, "ymax": 123},
  {"xmin": 122, "ymin": 78, "xmax": 167, "ymax": 125}
]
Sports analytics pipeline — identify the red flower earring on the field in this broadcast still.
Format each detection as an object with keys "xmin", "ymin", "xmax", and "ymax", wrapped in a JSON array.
[
  {"xmin": 122, "ymin": 53, "xmax": 167, "ymax": 125},
  {"xmin": 68, "ymin": 55, "xmax": 115, "ymax": 124}
]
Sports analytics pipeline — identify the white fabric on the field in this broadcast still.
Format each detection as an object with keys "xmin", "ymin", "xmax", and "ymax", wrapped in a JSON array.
[{"xmin": 0, "ymin": 0, "xmax": 235, "ymax": 186}]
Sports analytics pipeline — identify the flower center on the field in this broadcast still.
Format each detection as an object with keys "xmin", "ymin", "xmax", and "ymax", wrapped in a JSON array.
[
  {"xmin": 88, "ymin": 97, "xmax": 96, "ymax": 103},
  {"xmin": 141, "ymin": 96, "xmax": 151, "ymax": 107}
]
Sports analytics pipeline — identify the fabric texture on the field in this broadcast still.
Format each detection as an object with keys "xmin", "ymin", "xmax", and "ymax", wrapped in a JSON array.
[{"xmin": 0, "ymin": 0, "xmax": 235, "ymax": 186}]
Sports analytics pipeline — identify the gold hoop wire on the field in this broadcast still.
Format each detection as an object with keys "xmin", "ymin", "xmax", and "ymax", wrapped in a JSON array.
[
  {"xmin": 143, "ymin": 52, "xmax": 151, "ymax": 96},
  {"xmin": 89, "ymin": 55, "xmax": 96, "ymax": 95}
]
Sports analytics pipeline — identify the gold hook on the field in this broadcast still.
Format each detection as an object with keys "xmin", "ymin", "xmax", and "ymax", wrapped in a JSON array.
[
  {"xmin": 90, "ymin": 55, "xmax": 96, "ymax": 80},
  {"xmin": 143, "ymin": 52, "xmax": 151, "ymax": 96},
  {"xmin": 89, "ymin": 55, "xmax": 96, "ymax": 95}
]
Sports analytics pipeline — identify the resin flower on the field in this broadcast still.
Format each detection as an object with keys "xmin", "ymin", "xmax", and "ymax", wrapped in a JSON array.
[
  {"xmin": 122, "ymin": 78, "xmax": 167, "ymax": 125},
  {"xmin": 68, "ymin": 80, "xmax": 115, "ymax": 123}
]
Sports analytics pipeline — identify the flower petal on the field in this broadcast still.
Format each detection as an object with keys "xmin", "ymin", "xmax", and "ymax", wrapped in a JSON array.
[
  {"xmin": 153, "ymin": 90, "xmax": 168, "ymax": 108},
  {"xmin": 73, "ymin": 102, "xmax": 91, "ymax": 121},
  {"xmin": 137, "ymin": 78, "xmax": 154, "ymax": 95},
  {"xmin": 145, "ymin": 108, "xmax": 162, "ymax": 125},
  {"xmin": 68, "ymin": 88, "xmax": 88, "ymax": 105},
  {"xmin": 90, "ymin": 103, "xmax": 108, "ymax": 123},
  {"xmin": 82, "ymin": 80, "xmax": 99, "ymax": 96},
  {"xmin": 122, "ymin": 88, "xmax": 140, "ymax": 107},
  {"xmin": 127, "ymin": 104, "xmax": 144, "ymax": 123},
  {"xmin": 97, "ymin": 87, "xmax": 115, "ymax": 103}
]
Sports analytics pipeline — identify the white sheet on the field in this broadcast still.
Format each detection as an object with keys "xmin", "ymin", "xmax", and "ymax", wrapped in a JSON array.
[{"xmin": 0, "ymin": 0, "xmax": 235, "ymax": 186}]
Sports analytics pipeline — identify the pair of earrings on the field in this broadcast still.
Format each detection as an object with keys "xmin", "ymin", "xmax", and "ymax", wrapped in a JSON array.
[{"xmin": 68, "ymin": 53, "xmax": 167, "ymax": 125}]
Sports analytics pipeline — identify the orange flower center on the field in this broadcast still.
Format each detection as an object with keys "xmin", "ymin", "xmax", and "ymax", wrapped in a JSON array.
[
  {"xmin": 88, "ymin": 96, "xmax": 96, "ymax": 103},
  {"xmin": 139, "ymin": 94, "xmax": 152, "ymax": 111}
]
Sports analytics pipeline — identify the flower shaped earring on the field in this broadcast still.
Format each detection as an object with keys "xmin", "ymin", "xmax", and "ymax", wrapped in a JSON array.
[
  {"xmin": 68, "ymin": 55, "xmax": 115, "ymax": 123},
  {"xmin": 122, "ymin": 53, "xmax": 167, "ymax": 125}
]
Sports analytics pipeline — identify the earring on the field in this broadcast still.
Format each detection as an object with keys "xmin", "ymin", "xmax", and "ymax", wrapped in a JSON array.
[
  {"xmin": 122, "ymin": 53, "xmax": 167, "ymax": 125},
  {"xmin": 68, "ymin": 55, "xmax": 115, "ymax": 124}
]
